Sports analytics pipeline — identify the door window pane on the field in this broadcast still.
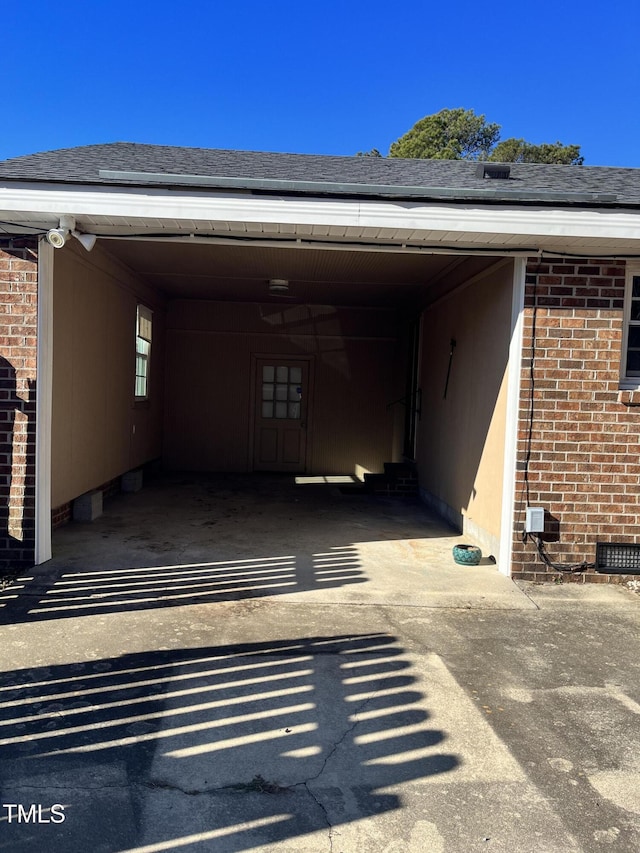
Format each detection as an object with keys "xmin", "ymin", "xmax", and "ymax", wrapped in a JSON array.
[{"xmin": 259, "ymin": 362, "xmax": 304, "ymax": 419}]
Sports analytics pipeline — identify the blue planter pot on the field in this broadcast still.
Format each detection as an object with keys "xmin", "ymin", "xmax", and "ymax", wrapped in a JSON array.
[{"xmin": 452, "ymin": 544, "xmax": 482, "ymax": 566}]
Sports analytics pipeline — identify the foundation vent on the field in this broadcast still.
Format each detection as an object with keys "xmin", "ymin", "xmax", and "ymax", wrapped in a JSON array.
[{"xmin": 596, "ymin": 542, "xmax": 640, "ymax": 574}]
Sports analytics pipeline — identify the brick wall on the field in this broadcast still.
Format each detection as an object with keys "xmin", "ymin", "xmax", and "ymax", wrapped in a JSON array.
[
  {"xmin": 51, "ymin": 502, "xmax": 71, "ymax": 530},
  {"xmin": 0, "ymin": 239, "xmax": 38, "ymax": 572},
  {"xmin": 511, "ymin": 257, "xmax": 640, "ymax": 583}
]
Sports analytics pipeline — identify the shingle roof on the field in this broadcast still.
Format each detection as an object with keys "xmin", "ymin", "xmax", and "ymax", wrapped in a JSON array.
[{"xmin": 1, "ymin": 142, "xmax": 640, "ymax": 207}]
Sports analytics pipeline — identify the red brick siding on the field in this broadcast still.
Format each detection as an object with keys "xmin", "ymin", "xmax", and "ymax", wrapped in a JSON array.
[
  {"xmin": 51, "ymin": 502, "xmax": 71, "ymax": 529},
  {"xmin": 512, "ymin": 257, "xmax": 639, "ymax": 583},
  {"xmin": 0, "ymin": 239, "xmax": 38, "ymax": 570}
]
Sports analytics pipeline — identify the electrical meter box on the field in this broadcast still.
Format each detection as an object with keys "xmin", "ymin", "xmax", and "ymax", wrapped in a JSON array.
[{"xmin": 525, "ymin": 506, "xmax": 545, "ymax": 534}]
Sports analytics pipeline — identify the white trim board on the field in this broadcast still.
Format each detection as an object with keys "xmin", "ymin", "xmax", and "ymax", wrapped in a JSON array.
[
  {"xmin": 498, "ymin": 258, "xmax": 526, "ymax": 576},
  {"xmin": 35, "ymin": 238, "xmax": 53, "ymax": 564},
  {"xmin": 3, "ymin": 184, "xmax": 640, "ymax": 245}
]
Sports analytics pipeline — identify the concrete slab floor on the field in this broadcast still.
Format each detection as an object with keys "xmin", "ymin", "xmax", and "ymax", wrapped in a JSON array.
[
  {"xmin": 6, "ymin": 472, "xmax": 532, "ymax": 620},
  {"xmin": 0, "ymin": 473, "xmax": 638, "ymax": 852}
]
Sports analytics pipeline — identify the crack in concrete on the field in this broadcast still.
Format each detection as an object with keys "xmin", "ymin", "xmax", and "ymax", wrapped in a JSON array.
[
  {"xmin": 7, "ymin": 677, "xmax": 374, "ymax": 853},
  {"xmin": 121, "ymin": 695, "xmax": 378, "ymax": 845},
  {"xmin": 141, "ymin": 778, "xmax": 207, "ymax": 796},
  {"xmin": 137, "ymin": 776, "xmax": 292, "ymax": 797},
  {"xmin": 292, "ymin": 691, "xmax": 375, "ymax": 853},
  {"xmin": 305, "ymin": 692, "xmax": 374, "ymax": 787},
  {"xmin": 302, "ymin": 780, "xmax": 334, "ymax": 853}
]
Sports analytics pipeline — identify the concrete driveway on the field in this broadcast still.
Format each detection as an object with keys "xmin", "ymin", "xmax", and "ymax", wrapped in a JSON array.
[{"xmin": 0, "ymin": 474, "xmax": 639, "ymax": 852}]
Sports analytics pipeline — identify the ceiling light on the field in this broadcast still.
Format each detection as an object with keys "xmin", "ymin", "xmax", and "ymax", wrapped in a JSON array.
[{"xmin": 268, "ymin": 279, "xmax": 289, "ymax": 294}]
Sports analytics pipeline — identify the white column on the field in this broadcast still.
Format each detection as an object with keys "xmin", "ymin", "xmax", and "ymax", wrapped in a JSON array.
[
  {"xmin": 498, "ymin": 258, "xmax": 526, "ymax": 575},
  {"xmin": 35, "ymin": 238, "xmax": 53, "ymax": 564}
]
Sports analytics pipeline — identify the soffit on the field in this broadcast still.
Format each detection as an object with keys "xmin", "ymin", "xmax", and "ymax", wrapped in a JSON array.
[{"xmin": 101, "ymin": 238, "xmax": 495, "ymax": 307}]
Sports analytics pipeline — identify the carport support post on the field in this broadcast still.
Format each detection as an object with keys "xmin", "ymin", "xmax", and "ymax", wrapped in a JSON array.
[
  {"xmin": 498, "ymin": 257, "xmax": 525, "ymax": 576},
  {"xmin": 35, "ymin": 239, "xmax": 53, "ymax": 564}
]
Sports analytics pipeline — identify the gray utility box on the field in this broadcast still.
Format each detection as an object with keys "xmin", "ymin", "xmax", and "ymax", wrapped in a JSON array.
[{"xmin": 525, "ymin": 506, "xmax": 545, "ymax": 534}]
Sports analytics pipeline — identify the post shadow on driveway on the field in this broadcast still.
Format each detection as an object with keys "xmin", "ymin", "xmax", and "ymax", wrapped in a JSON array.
[
  {"xmin": 0, "ymin": 545, "xmax": 368, "ymax": 625},
  {"xmin": 0, "ymin": 633, "xmax": 459, "ymax": 853}
]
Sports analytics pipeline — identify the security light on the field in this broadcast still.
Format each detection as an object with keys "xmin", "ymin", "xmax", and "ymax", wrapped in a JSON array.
[
  {"xmin": 46, "ymin": 228, "xmax": 68, "ymax": 248},
  {"xmin": 72, "ymin": 231, "xmax": 97, "ymax": 252},
  {"xmin": 45, "ymin": 215, "xmax": 96, "ymax": 251}
]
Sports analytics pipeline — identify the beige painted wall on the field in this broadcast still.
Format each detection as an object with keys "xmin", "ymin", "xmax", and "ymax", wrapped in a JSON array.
[
  {"xmin": 416, "ymin": 261, "xmax": 513, "ymax": 555},
  {"xmin": 51, "ymin": 243, "xmax": 165, "ymax": 507},
  {"xmin": 164, "ymin": 301, "xmax": 401, "ymax": 475}
]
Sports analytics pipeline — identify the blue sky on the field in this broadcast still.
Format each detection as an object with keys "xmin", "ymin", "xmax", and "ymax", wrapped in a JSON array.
[{"xmin": 3, "ymin": 0, "xmax": 640, "ymax": 166}]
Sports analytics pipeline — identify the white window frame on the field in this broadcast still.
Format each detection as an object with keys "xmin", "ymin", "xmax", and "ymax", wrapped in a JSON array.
[
  {"xmin": 135, "ymin": 304, "xmax": 153, "ymax": 400},
  {"xmin": 621, "ymin": 265, "xmax": 640, "ymax": 389}
]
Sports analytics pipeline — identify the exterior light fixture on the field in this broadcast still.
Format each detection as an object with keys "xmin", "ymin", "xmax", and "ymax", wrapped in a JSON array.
[
  {"xmin": 72, "ymin": 231, "xmax": 97, "ymax": 251},
  {"xmin": 45, "ymin": 215, "xmax": 96, "ymax": 251},
  {"xmin": 46, "ymin": 227, "xmax": 69, "ymax": 248},
  {"xmin": 268, "ymin": 279, "xmax": 289, "ymax": 294}
]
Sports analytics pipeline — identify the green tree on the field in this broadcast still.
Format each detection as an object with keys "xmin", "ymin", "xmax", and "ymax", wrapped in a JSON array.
[
  {"xmin": 383, "ymin": 108, "xmax": 584, "ymax": 164},
  {"xmin": 388, "ymin": 108, "xmax": 500, "ymax": 160},
  {"xmin": 488, "ymin": 138, "xmax": 583, "ymax": 165}
]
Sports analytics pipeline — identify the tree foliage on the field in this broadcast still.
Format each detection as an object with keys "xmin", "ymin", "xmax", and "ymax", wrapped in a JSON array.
[
  {"xmin": 385, "ymin": 108, "xmax": 583, "ymax": 164},
  {"xmin": 488, "ymin": 138, "xmax": 584, "ymax": 165},
  {"xmin": 388, "ymin": 108, "xmax": 500, "ymax": 160}
]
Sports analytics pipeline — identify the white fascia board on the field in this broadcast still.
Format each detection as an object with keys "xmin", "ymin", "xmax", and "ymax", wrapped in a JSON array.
[{"xmin": 1, "ymin": 183, "xmax": 640, "ymax": 242}]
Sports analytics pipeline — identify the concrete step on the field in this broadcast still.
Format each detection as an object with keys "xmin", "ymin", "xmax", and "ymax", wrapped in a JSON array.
[
  {"xmin": 383, "ymin": 462, "xmax": 418, "ymax": 483},
  {"xmin": 363, "ymin": 464, "xmax": 419, "ymax": 497}
]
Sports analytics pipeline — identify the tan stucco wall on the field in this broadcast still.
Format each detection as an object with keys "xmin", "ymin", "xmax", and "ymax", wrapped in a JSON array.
[
  {"xmin": 164, "ymin": 301, "xmax": 401, "ymax": 475},
  {"xmin": 51, "ymin": 243, "xmax": 165, "ymax": 507},
  {"xmin": 416, "ymin": 261, "xmax": 513, "ymax": 555}
]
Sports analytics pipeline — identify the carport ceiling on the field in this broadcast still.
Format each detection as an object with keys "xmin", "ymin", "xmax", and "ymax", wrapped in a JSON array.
[{"xmin": 103, "ymin": 239, "xmax": 501, "ymax": 308}]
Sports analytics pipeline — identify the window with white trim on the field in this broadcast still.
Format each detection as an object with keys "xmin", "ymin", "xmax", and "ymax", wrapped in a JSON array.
[{"xmin": 135, "ymin": 305, "xmax": 152, "ymax": 399}]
